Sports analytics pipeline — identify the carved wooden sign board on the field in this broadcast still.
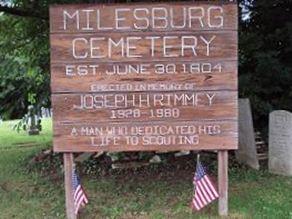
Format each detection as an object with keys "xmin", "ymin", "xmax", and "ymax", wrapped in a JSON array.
[{"xmin": 50, "ymin": 1, "xmax": 238, "ymax": 152}]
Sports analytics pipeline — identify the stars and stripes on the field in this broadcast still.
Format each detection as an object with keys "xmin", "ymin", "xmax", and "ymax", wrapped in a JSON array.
[
  {"xmin": 192, "ymin": 159, "xmax": 219, "ymax": 211},
  {"xmin": 72, "ymin": 169, "xmax": 88, "ymax": 215}
]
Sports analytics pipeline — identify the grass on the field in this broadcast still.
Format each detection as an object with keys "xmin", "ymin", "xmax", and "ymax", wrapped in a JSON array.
[
  {"xmin": 0, "ymin": 119, "xmax": 292, "ymax": 219},
  {"xmin": 0, "ymin": 119, "xmax": 52, "ymax": 149}
]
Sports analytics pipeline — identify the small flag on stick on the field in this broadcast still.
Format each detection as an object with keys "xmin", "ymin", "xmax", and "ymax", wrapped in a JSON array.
[
  {"xmin": 192, "ymin": 155, "xmax": 219, "ymax": 211},
  {"xmin": 72, "ymin": 168, "xmax": 88, "ymax": 215}
]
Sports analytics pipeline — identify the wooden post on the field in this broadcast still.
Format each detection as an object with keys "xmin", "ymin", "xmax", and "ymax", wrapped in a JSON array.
[
  {"xmin": 218, "ymin": 150, "xmax": 228, "ymax": 216},
  {"xmin": 64, "ymin": 153, "xmax": 77, "ymax": 219}
]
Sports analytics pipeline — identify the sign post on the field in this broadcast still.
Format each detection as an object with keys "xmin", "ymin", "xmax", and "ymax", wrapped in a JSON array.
[
  {"xmin": 218, "ymin": 150, "xmax": 229, "ymax": 216},
  {"xmin": 63, "ymin": 153, "xmax": 76, "ymax": 219},
  {"xmin": 49, "ymin": 1, "xmax": 238, "ymax": 217}
]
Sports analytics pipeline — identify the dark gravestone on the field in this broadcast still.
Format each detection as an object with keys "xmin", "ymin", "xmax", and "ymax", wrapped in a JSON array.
[
  {"xmin": 236, "ymin": 99, "xmax": 259, "ymax": 170},
  {"xmin": 27, "ymin": 105, "xmax": 39, "ymax": 135}
]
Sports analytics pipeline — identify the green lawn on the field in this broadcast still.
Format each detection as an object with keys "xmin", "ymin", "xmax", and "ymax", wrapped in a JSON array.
[{"xmin": 0, "ymin": 119, "xmax": 291, "ymax": 219}]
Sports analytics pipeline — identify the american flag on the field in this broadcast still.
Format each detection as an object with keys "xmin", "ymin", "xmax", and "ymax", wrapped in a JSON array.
[
  {"xmin": 72, "ymin": 169, "xmax": 88, "ymax": 215},
  {"xmin": 192, "ymin": 159, "xmax": 219, "ymax": 211}
]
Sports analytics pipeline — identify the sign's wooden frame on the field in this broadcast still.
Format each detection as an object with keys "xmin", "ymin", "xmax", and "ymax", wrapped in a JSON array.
[
  {"xmin": 49, "ymin": 1, "xmax": 237, "ymax": 217},
  {"xmin": 50, "ymin": 1, "xmax": 238, "ymax": 152}
]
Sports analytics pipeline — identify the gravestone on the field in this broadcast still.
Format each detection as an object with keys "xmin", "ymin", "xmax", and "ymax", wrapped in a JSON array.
[
  {"xmin": 41, "ymin": 107, "xmax": 47, "ymax": 118},
  {"xmin": 236, "ymin": 99, "xmax": 259, "ymax": 170},
  {"xmin": 269, "ymin": 110, "xmax": 292, "ymax": 176},
  {"xmin": 27, "ymin": 105, "xmax": 39, "ymax": 135}
]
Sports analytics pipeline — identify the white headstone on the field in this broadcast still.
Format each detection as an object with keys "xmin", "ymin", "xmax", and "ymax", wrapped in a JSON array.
[
  {"xmin": 236, "ymin": 99, "xmax": 259, "ymax": 170},
  {"xmin": 269, "ymin": 110, "xmax": 292, "ymax": 176},
  {"xmin": 41, "ymin": 107, "xmax": 52, "ymax": 118},
  {"xmin": 41, "ymin": 107, "xmax": 46, "ymax": 118},
  {"xmin": 45, "ymin": 108, "xmax": 51, "ymax": 117}
]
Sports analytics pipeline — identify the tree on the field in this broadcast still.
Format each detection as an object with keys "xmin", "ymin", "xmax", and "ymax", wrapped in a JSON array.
[
  {"xmin": 0, "ymin": 0, "xmax": 50, "ymax": 119},
  {"xmin": 239, "ymin": 0, "xmax": 292, "ymax": 132}
]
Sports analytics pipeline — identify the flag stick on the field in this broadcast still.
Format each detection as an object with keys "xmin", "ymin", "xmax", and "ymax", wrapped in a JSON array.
[
  {"xmin": 196, "ymin": 153, "xmax": 200, "ymax": 171},
  {"xmin": 64, "ymin": 153, "xmax": 77, "ymax": 219},
  {"xmin": 218, "ymin": 150, "xmax": 228, "ymax": 216}
]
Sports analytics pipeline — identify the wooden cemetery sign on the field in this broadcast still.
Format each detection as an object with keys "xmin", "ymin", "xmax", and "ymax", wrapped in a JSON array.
[{"xmin": 50, "ymin": 1, "xmax": 238, "ymax": 218}]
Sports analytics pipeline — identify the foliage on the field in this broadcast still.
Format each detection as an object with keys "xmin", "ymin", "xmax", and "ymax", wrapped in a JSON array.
[
  {"xmin": 12, "ymin": 105, "xmax": 42, "ymax": 132},
  {"xmin": 0, "ymin": 118, "xmax": 52, "ymax": 148},
  {"xmin": 12, "ymin": 113, "xmax": 29, "ymax": 132},
  {"xmin": 239, "ymin": 0, "xmax": 292, "ymax": 132},
  {"xmin": 0, "ymin": 0, "xmax": 83, "ymax": 119},
  {"xmin": 0, "ymin": 5, "xmax": 50, "ymax": 119}
]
